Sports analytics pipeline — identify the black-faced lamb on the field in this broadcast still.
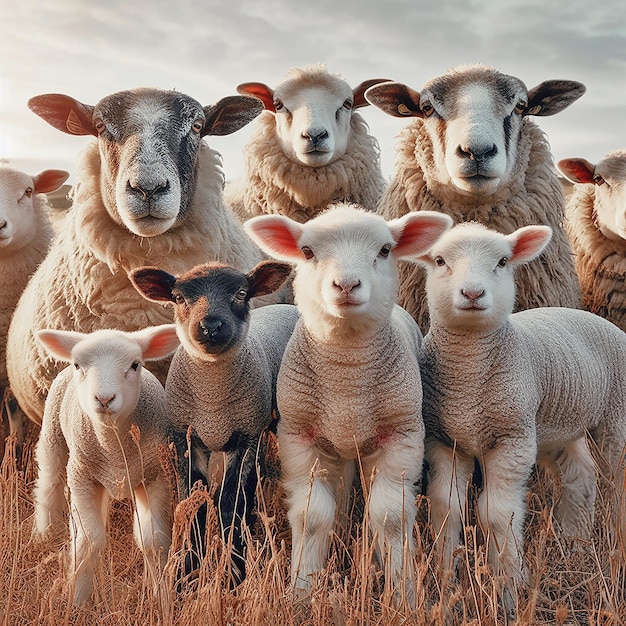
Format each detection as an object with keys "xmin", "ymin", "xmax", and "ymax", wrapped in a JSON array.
[
  {"xmin": 0, "ymin": 165, "xmax": 69, "ymax": 439},
  {"xmin": 365, "ymin": 63, "xmax": 586, "ymax": 331},
  {"xmin": 128, "ymin": 260, "xmax": 299, "ymax": 584},
  {"xmin": 33, "ymin": 324, "xmax": 181, "ymax": 605},
  {"xmin": 225, "ymin": 65, "xmax": 389, "ymax": 223},
  {"xmin": 417, "ymin": 221, "xmax": 626, "ymax": 619},
  {"xmin": 244, "ymin": 203, "xmax": 453, "ymax": 605},
  {"xmin": 558, "ymin": 150, "xmax": 626, "ymax": 331},
  {"xmin": 6, "ymin": 87, "xmax": 265, "ymax": 428}
]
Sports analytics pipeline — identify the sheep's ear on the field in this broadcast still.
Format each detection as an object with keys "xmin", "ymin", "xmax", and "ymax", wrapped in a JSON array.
[
  {"xmin": 247, "ymin": 261, "xmax": 293, "ymax": 298},
  {"xmin": 364, "ymin": 82, "xmax": 423, "ymax": 118},
  {"xmin": 523, "ymin": 80, "xmax": 586, "ymax": 117},
  {"xmin": 128, "ymin": 267, "xmax": 177, "ymax": 303},
  {"xmin": 556, "ymin": 158, "xmax": 596, "ymax": 184},
  {"xmin": 133, "ymin": 324, "xmax": 180, "ymax": 361},
  {"xmin": 36, "ymin": 329, "xmax": 85, "ymax": 362},
  {"xmin": 507, "ymin": 226, "xmax": 553, "ymax": 265},
  {"xmin": 353, "ymin": 79, "xmax": 393, "ymax": 109},
  {"xmin": 32, "ymin": 170, "xmax": 70, "ymax": 194},
  {"xmin": 202, "ymin": 96, "xmax": 264, "ymax": 137},
  {"xmin": 28, "ymin": 94, "xmax": 96, "ymax": 136},
  {"xmin": 244, "ymin": 215, "xmax": 305, "ymax": 262},
  {"xmin": 237, "ymin": 82, "xmax": 275, "ymax": 112},
  {"xmin": 389, "ymin": 211, "xmax": 453, "ymax": 260}
]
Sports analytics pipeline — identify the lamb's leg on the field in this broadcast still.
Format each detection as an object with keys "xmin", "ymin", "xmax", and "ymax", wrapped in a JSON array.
[
  {"xmin": 426, "ymin": 440, "xmax": 474, "ymax": 572},
  {"xmin": 68, "ymin": 482, "xmax": 108, "ymax": 605},
  {"xmin": 279, "ymin": 430, "xmax": 343, "ymax": 595},
  {"xmin": 362, "ymin": 432, "xmax": 422, "ymax": 607}
]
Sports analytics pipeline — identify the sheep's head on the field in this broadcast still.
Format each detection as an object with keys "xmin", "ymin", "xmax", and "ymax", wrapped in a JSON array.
[
  {"xmin": 0, "ymin": 166, "xmax": 68, "ymax": 254},
  {"xmin": 420, "ymin": 222, "xmax": 552, "ymax": 333},
  {"xmin": 238, "ymin": 66, "xmax": 389, "ymax": 167},
  {"xmin": 128, "ymin": 261, "xmax": 292, "ymax": 361},
  {"xmin": 36, "ymin": 326, "xmax": 179, "ymax": 424},
  {"xmin": 365, "ymin": 64, "xmax": 586, "ymax": 197},
  {"xmin": 558, "ymin": 150, "xmax": 626, "ymax": 243},
  {"xmin": 27, "ymin": 88, "xmax": 263, "ymax": 237},
  {"xmin": 245, "ymin": 203, "xmax": 452, "ymax": 339}
]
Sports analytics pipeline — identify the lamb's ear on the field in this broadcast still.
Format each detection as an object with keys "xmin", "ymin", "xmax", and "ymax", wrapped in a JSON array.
[
  {"xmin": 36, "ymin": 329, "xmax": 85, "ymax": 362},
  {"xmin": 556, "ymin": 158, "xmax": 596, "ymax": 184},
  {"xmin": 364, "ymin": 82, "xmax": 423, "ymax": 118},
  {"xmin": 244, "ymin": 215, "xmax": 305, "ymax": 262},
  {"xmin": 202, "ymin": 95, "xmax": 264, "ymax": 137},
  {"xmin": 237, "ymin": 82, "xmax": 275, "ymax": 112},
  {"xmin": 507, "ymin": 225, "xmax": 553, "ymax": 265},
  {"xmin": 28, "ymin": 94, "xmax": 96, "ymax": 136},
  {"xmin": 133, "ymin": 324, "xmax": 180, "ymax": 361},
  {"xmin": 128, "ymin": 267, "xmax": 177, "ymax": 303},
  {"xmin": 32, "ymin": 170, "xmax": 70, "ymax": 194},
  {"xmin": 247, "ymin": 261, "xmax": 293, "ymax": 298},
  {"xmin": 353, "ymin": 79, "xmax": 393, "ymax": 109},
  {"xmin": 389, "ymin": 211, "xmax": 453, "ymax": 260},
  {"xmin": 524, "ymin": 80, "xmax": 586, "ymax": 117}
]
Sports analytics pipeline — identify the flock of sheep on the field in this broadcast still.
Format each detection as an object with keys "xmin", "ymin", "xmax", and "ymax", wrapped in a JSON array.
[{"xmin": 1, "ymin": 62, "xmax": 625, "ymax": 619}]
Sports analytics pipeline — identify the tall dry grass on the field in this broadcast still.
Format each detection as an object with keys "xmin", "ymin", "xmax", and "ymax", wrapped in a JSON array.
[{"xmin": 1, "ymin": 425, "xmax": 625, "ymax": 626}]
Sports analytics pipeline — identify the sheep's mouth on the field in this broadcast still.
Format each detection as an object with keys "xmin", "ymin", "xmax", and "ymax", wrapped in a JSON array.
[
  {"xmin": 125, "ymin": 215, "xmax": 177, "ymax": 237},
  {"xmin": 452, "ymin": 174, "xmax": 501, "ymax": 196}
]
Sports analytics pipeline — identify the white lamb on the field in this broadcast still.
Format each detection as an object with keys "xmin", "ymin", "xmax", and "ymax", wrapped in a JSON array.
[
  {"xmin": 244, "ymin": 203, "xmax": 453, "ymax": 605},
  {"xmin": 6, "ymin": 87, "xmax": 265, "ymax": 427},
  {"xmin": 558, "ymin": 150, "xmax": 626, "ymax": 332},
  {"xmin": 0, "ymin": 165, "xmax": 69, "ymax": 439},
  {"xmin": 33, "ymin": 324, "xmax": 181, "ymax": 605},
  {"xmin": 226, "ymin": 65, "xmax": 389, "ymax": 223},
  {"xmin": 365, "ymin": 63, "xmax": 586, "ymax": 331},
  {"xmin": 418, "ymin": 221, "xmax": 626, "ymax": 619}
]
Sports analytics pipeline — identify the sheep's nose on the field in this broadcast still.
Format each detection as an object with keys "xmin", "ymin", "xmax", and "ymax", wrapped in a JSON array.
[
  {"xmin": 461, "ymin": 288, "xmax": 485, "ymax": 301},
  {"xmin": 96, "ymin": 393, "xmax": 115, "ymax": 409},
  {"xmin": 333, "ymin": 278, "xmax": 361, "ymax": 294},
  {"xmin": 0, "ymin": 220, "xmax": 6, "ymax": 230},
  {"xmin": 128, "ymin": 180, "xmax": 169, "ymax": 200},
  {"xmin": 200, "ymin": 318, "xmax": 223, "ymax": 339},
  {"xmin": 302, "ymin": 129, "xmax": 329, "ymax": 145},
  {"xmin": 457, "ymin": 143, "xmax": 498, "ymax": 162}
]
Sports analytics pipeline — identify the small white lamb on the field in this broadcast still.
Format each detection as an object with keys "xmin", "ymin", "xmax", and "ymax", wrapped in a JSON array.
[
  {"xmin": 244, "ymin": 203, "xmax": 453, "ymax": 605},
  {"xmin": 418, "ymin": 221, "xmax": 626, "ymax": 619},
  {"xmin": 33, "ymin": 324, "xmax": 180, "ymax": 605}
]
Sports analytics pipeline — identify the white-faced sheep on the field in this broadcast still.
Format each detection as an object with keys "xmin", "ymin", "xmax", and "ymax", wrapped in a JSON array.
[
  {"xmin": 558, "ymin": 150, "xmax": 626, "ymax": 332},
  {"xmin": 244, "ymin": 203, "xmax": 453, "ymax": 605},
  {"xmin": 33, "ymin": 324, "xmax": 181, "ymax": 605},
  {"xmin": 225, "ymin": 65, "xmax": 389, "ymax": 224},
  {"xmin": 129, "ymin": 260, "xmax": 299, "ymax": 585},
  {"xmin": 6, "ymin": 87, "xmax": 265, "ymax": 427},
  {"xmin": 417, "ymin": 221, "xmax": 626, "ymax": 619},
  {"xmin": 0, "ymin": 165, "xmax": 69, "ymax": 439},
  {"xmin": 365, "ymin": 63, "xmax": 586, "ymax": 331}
]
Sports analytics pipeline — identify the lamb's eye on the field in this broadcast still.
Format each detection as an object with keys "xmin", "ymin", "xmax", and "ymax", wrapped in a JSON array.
[
  {"xmin": 342, "ymin": 98, "xmax": 353, "ymax": 110},
  {"xmin": 234, "ymin": 288, "xmax": 248, "ymax": 301},
  {"xmin": 421, "ymin": 101, "xmax": 434, "ymax": 117},
  {"xmin": 497, "ymin": 257, "xmax": 508, "ymax": 268},
  {"xmin": 173, "ymin": 294, "xmax": 185, "ymax": 305},
  {"xmin": 23, "ymin": 187, "xmax": 33, "ymax": 199},
  {"xmin": 94, "ymin": 119, "xmax": 106, "ymax": 134},
  {"xmin": 192, "ymin": 119, "xmax": 204, "ymax": 134},
  {"xmin": 378, "ymin": 244, "xmax": 391, "ymax": 258},
  {"xmin": 73, "ymin": 362, "xmax": 80, "ymax": 371},
  {"xmin": 435, "ymin": 256, "xmax": 445, "ymax": 267},
  {"xmin": 131, "ymin": 361, "xmax": 140, "ymax": 371},
  {"xmin": 593, "ymin": 175, "xmax": 605, "ymax": 186},
  {"xmin": 273, "ymin": 98, "xmax": 284, "ymax": 111},
  {"xmin": 301, "ymin": 246, "xmax": 314, "ymax": 260},
  {"xmin": 514, "ymin": 99, "xmax": 527, "ymax": 114}
]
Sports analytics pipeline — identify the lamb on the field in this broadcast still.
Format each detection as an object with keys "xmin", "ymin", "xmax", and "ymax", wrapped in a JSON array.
[
  {"xmin": 244, "ymin": 203, "xmax": 453, "ymax": 605},
  {"xmin": 364, "ymin": 63, "xmax": 586, "ymax": 331},
  {"xmin": 6, "ymin": 87, "xmax": 265, "ymax": 427},
  {"xmin": 557, "ymin": 150, "xmax": 626, "ymax": 332},
  {"xmin": 128, "ymin": 260, "xmax": 299, "ymax": 585},
  {"xmin": 225, "ymin": 65, "xmax": 389, "ymax": 224},
  {"xmin": 32, "ymin": 324, "xmax": 181, "ymax": 605},
  {"xmin": 0, "ymin": 165, "xmax": 69, "ymax": 439},
  {"xmin": 417, "ymin": 221, "xmax": 626, "ymax": 619}
]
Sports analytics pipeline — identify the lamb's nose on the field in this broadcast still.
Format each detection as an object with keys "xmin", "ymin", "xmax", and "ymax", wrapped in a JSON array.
[
  {"xmin": 200, "ymin": 318, "xmax": 223, "ymax": 338},
  {"xmin": 333, "ymin": 279, "xmax": 361, "ymax": 294},
  {"xmin": 96, "ymin": 393, "xmax": 115, "ymax": 409},
  {"xmin": 461, "ymin": 288, "xmax": 485, "ymax": 301}
]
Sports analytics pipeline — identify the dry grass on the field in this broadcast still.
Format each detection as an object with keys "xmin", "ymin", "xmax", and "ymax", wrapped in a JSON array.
[{"xmin": 1, "ymin": 426, "xmax": 625, "ymax": 626}]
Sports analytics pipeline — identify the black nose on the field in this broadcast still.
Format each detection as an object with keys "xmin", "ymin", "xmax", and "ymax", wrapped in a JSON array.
[
  {"xmin": 128, "ymin": 180, "xmax": 169, "ymax": 200},
  {"xmin": 198, "ymin": 318, "xmax": 224, "ymax": 344}
]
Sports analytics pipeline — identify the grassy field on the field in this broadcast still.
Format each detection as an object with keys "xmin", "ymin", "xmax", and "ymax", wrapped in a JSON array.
[{"xmin": 1, "ymin": 423, "xmax": 625, "ymax": 626}]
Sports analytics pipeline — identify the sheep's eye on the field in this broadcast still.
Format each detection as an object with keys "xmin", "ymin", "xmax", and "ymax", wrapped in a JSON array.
[
  {"xmin": 342, "ymin": 98, "xmax": 353, "ymax": 111},
  {"xmin": 593, "ymin": 175, "xmax": 605, "ymax": 186},
  {"xmin": 301, "ymin": 246, "xmax": 314, "ymax": 260},
  {"xmin": 73, "ymin": 362, "xmax": 80, "ymax": 371},
  {"xmin": 497, "ymin": 257, "xmax": 508, "ymax": 268},
  {"xmin": 173, "ymin": 294, "xmax": 185, "ymax": 305},
  {"xmin": 273, "ymin": 98, "xmax": 284, "ymax": 111},
  {"xmin": 192, "ymin": 119, "xmax": 204, "ymax": 134},
  {"xmin": 421, "ymin": 101, "xmax": 434, "ymax": 117},
  {"xmin": 435, "ymin": 256, "xmax": 445, "ymax": 267},
  {"xmin": 131, "ymin": 361, "xmax": 140, "ymax": 371},
  {"xmin": 378, "ymin": 244, "xmax": 392, "ymax": 258},
  {"xmin": 23, "ymin": 187, "xmax": 33, "ymax": 199},
  {"xmin": 514, "ymin": 99, "xmax": 527, "ymax": 114},
  {"xmin": 94, "ymin": 119, "xmax": 106, "ymax": 134},
  {"xmin": 234, "ymin": 288, "xmax": 248, "ymax": 301}
]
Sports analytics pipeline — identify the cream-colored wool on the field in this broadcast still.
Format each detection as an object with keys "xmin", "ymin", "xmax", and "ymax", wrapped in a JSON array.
[{"xmin": 6, "ymin": 142, "xmax": 262, "ymax": 425}]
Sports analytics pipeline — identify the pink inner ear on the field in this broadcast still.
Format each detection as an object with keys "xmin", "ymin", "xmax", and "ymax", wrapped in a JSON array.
[
  {"xmin": 511, "ymin": 227, "xmax": 551, "ymax": 263},
  {"xmin": 142, "ymin": 327, "xmax": 179, "ymax": 360},
  {"xmin": 393, "ymin": 215, "xmax": 450, "ymax": 258},
  {"xmin": 237, "ymin": 83, "xmax": 275, "ymax": 112},
  {"xmin": 559, "ymin": 159, "xmax": 595, "ymax": 184},
  {"xmin": 248, "ymin": 220, "xmax": 303, "ymax": 259}
]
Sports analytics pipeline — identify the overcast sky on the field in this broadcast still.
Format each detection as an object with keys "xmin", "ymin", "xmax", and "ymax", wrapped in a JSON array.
[{"xmin": 1, "ymin": 0, "xmax": 625, "ymax": 183}]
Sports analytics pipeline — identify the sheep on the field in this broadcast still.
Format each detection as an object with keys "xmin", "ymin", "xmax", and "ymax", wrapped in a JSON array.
[
  {"xmin": 364, "ymin": 63, "xmax": 586, "ymax": 331},
  {"xmin": 557, "ymin": 150, "xmax": 626, "ymax": 332},
  {"xmin": 32, "ymin": 324, "xmax": 181, "ymax": 605},
  {"xmin": 225, "ymin": 65, "xmax": 389, "ymax": 224},
  {"xmin": 417, "ymin": 221, "xmax": 626, "ymax": 620},
  {"xmin": 6, "ymin": 87, "xmax": 265, "ymax": 428},
  {"xmin": 244, "ymin": 203, "xmax": 453, "ymax": 605},
  {"xmin": 128, "ymin": 260, "xmax": 299, "ymax": 585},
  {"xmin": 0, "ymin": 165, "xmax": 69, "ymax": 440}
]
